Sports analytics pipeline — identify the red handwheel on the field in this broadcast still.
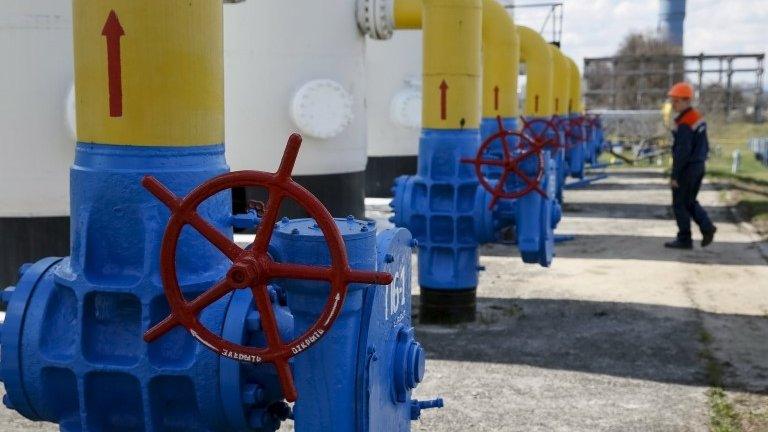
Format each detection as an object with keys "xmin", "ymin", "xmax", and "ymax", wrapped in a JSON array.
[
  {"xmin": 555, "ymin": 115, "xmax": 587, "ymax": 149},
  {"xmin": 142, "ymin": 134, "xmax": 393, "ymax": 402},
  {"xmin": 461, "ymin": 116, "xmax": 547, "ymax": 209},
  {"xmin": 519, "ymin": 116, "xmax": 562, "ymax": 150}
]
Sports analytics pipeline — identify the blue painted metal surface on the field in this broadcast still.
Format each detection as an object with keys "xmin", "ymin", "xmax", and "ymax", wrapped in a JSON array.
[
  {"xmin": 268, "ymin": 218, "xmax": 431, "ymax": 431},
  {"xmin": 563, "ymin": 173, "xmax": 610, "ymax": 190},
  {"xmin": 564, "ymin": 115, "xmax": 586, "ymax": 180},
  {"xmin": 391, "ymin": 128, "xmax": 481, "ymax": 291},
  {"xmin": 525, "ymin": 116, "xmax": 567, "ymax": 203},
  {"xmin": 477, "ymin": 117, "xmax": 559, "ymax": 266},
  {"xmin": 566, "ymin": 116, "xmax": 610, "ymax": 190},
  {"xmin": 1, "ymin": 143, "xmax": 234, "ymax": 431},
  {"xmin": 391, "ymin": 118, "xmax": 560, "ymax": 295},
  {"xmin": 584, "ymin": 117, "xmax": 607, "ymax": 167},
  {"xmin": 0, "ymin": 143, "xmax": 436, "ymax": 431}
]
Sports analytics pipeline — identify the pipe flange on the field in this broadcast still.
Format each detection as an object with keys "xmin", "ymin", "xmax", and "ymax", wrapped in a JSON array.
[
  {"xmin": 356, "ymin": 0, "xmax": 394, "ymax": 40},
  {"xmin": 390, "ymin": 88, "xmax": 422, "ymax": 130},
  {"xmin": 290, "ymin": 79, "xmax": 354, "ymax": 140}
]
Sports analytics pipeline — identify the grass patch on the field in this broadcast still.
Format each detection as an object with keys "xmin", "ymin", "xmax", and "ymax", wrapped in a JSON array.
[
  {"xmin": 717, "ymin": 180, "xmax": 768, "ymax": 237},
  {"xmin": 709, "ymin": 387, "xmax": 742, "ymax": 432},
  {"xmin": 698, "ymin": 329, "xmax": 743, "ymax": 432},
  {"xmin": 698, "ymin": 330, "xmax": 722, "ymax": 388},
  {"xmin": 706, "ymin": 120, "xmax": 768, "ymax": 185}
]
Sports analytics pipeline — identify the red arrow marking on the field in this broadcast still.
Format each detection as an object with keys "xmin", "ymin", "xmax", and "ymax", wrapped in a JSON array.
[
  {"xmin": 102, "ymin": 10, "xmax": 125, "ymax": 118},
  {"xmin": 493, "ymin": 86, "xmax": 499, "ymax": 111},
  {"xmin": 535, "ymin": 95, "xmax": 539, "ymax": 113},
  {"xmin": 439, "ymin": 80, "xmax": 449, "ymax": 120}
]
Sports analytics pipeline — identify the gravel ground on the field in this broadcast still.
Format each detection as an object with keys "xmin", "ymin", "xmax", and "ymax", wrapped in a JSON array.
[{"xmin": 2, "ymin": 168, "xmax": 766, "ymax": 431}]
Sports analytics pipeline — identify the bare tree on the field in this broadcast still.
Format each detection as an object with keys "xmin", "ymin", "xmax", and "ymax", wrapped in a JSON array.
[{"xmin": 585, "ymin": 32, "xmax": 684, "ymax": 109}]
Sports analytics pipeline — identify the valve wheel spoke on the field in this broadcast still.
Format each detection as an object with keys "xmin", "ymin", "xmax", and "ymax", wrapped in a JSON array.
[
  {"xmin": 268, "ymin": 261, "xmax": 333, "ymax": 281},
  {"xmin": 461, "ymin": 158, "xmax": 505, "ymax": 167},
  {"xmin": 143, "ymin": 177, "xmax": 245, "ymax": 261},
  {"xmin": 185, "ymin": 211, "xmax": 244, "ymax": 261},
  {"xmin": 144, "ymin": 278, "xmax": 235, "ymax": 342},
  {"xmin": 250, "ymin": 187, "xmax": 285, "ymax": 253},
  {"xmin": 346, "ymin": 269, "xmax": 394, "ymax": 285},
  {"xmin": 249, "ymin": 283, "xmax": 297, "ymax": 401}
]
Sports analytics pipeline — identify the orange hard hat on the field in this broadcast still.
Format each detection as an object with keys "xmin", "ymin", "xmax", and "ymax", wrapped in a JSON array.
[{"xmin": 667, "ymin": 82, "xmax": 694, "ymax": 99}]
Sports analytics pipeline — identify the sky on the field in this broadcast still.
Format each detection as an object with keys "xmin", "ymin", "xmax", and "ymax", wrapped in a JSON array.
[{"xmin": 513, "ymin": 0, "xmax": 768, "ymax": 85}]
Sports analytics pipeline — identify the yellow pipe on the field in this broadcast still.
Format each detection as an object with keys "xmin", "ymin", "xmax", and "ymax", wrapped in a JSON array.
[
  {"xmin": 481, "ymin": 0, "xmax": 519, "ymax": 119},
  {"xmin": 421, "ymin": 0, "xmax": 482, "ymax": 129},
  {"xmin": 517, "ymin": 26, "xmax": 553, "ymax": 116},
  {"xmin": 73, "ymin": 0, "xmax": 224, "ymax": 147},
  {"xmin": 549, "ymin": 44, "xmax": 570, "ymax": 117},
  {"xmin": 394, "ymin": 0, "xmax": 423, "ymax": 28},
  {"xmin": 566, "ymin": 55, "xmax": 584, "ymax": 114},
  {"xmin": 395, "ymin": 0, "xmax": 518, "ymax": 127}
]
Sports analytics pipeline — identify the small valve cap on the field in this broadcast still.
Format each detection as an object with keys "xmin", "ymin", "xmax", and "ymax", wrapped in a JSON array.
[{"xmin": 407, "ymin": 342, "xmax": 426, "ymax": 388}]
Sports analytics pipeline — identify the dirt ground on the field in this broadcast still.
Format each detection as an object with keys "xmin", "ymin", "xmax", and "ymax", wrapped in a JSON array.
[{"xmin": 1, "ymin": 168, "xmax": 766, "ymax": 431}]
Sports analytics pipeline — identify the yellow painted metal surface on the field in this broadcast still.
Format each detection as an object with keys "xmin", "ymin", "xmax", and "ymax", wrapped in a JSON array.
[
  {"xmin": 73, "ymin": 0, "xmax": 224, "ymax": 146},
  {"xmin": 394, "ymin": 0, "xmax": 423, "ymax": 28},
  {"xmin": 566, "ymin": 55, "xmax": 583, "ymax": 113},
  {"xmin": 549, "ymin": 45, "xmax": 570, "ymax": 116},
  {"xmin": 422, "ymin": 0, "xmax": 482, "ymax": 129},
  {"xmin": 517, "ymin": 26, "xmax": 553, "ymax": 116},
  {"xmin": 662, "ymin": 101, "xmax": 673, "ymax": 129},
  {"xmin": 482, "ymin": 0, "xmax": 519, "ymax": 118}
]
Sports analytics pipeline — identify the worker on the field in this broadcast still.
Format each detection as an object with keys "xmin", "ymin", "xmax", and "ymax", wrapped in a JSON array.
[{"xmin": 664, "ymin": 82, "xmax": 716, "ymax": 249}]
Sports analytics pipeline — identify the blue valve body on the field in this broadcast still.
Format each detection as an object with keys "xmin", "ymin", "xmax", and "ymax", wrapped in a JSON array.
[
  {"xmin": 391, "ymin": 117, "xmax": 560, "ymax": 296},
  {"xmin": 0, "ymin": 143, "xmax": 437, "ymax": 431}
]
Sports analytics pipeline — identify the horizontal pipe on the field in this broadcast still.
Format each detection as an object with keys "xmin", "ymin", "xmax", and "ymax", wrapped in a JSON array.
[{"xmin": 394, "ymin": 0, "xmax": 422, "ymax": 28}]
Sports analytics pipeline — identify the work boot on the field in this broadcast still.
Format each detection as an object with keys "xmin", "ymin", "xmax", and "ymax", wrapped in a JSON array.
[
  {"xmin": 664, "ymin": 239, "xmax": 693, "ymax": 250},
  {"xmin": 701, "ymin": 227, "xmax": 717, "ymax": 248}
]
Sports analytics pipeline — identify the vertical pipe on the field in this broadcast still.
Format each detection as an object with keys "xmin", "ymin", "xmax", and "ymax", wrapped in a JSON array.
[
  {"xmin": 566, "ymin": 56, "xmax": 583, "ymax": 114},
  {"xmin": 517, "ymin": 25, "xmax": 553, "ymax": 116},
  {"xmin": 421, "ymin": 0, "xmax": 482, "ymax": 130},
  {"xmin": 481, "ymin": 0, "xmax": 519, "ymax": 137},
  {"xmin": 481, "ymin": 1, "xmax": 519, "ymax": 120},
  {"xmin": 73, "ymin": 1, "xmax": 224, "ymax": 147},
  {"xmin": 549, "ymin": 45, "xmax": 570, "ymax": 117}
]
